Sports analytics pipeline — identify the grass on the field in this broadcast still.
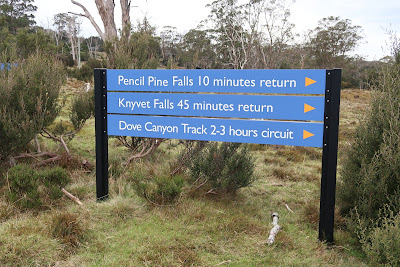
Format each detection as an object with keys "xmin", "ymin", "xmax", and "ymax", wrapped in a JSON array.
[{"xmin": 0, "ymin": 84, "xmax": 371, "ymax": 266}]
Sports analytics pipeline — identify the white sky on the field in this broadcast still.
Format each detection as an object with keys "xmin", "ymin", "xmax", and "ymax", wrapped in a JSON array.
[{"xmin": 34, "ymin": 0, "xmax": 400, "ymax": 61}]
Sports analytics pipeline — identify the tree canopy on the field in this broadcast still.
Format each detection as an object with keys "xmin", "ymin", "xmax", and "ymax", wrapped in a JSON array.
[
  {"xmin": 0, "ymin": 0, "xmax": 37, "ymax": 34},
  {"xmin": 308, "ymin": 16, "xmax": 363, "ymax": 68}
]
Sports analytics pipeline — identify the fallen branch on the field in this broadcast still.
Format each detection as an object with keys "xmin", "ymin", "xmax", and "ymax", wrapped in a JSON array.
[
  {"xmin": 14, "ymin": 151, "xmax": 58, "ymax": 160},
  {"xmin": 284, "ymin": 203, "xmax": 294, "ymax": 213},
  {"xmin": 267, "ymin": 212, "xmax": 280, "ymax": 245},
  {"xmin": 215, "ymin": 260, "xmax": 232, "ymax": 266},
  {"xmin": 33, "ymin": 155, "xmax": 63, "ymax": 167},
  {"xmin": 62, "ymin": 188, "xmax": 83, "ymax": 205},
  {"xmin": 205, "ymin": 189, "xmax": 218, "ymax": 195}
]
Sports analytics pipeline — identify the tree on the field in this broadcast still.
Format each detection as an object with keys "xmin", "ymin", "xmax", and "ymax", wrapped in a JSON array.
[
  {"xmin": 0, "ymin": 0, "xmax": 37, "ymax": 34},
  {"xmin": 180, "ymin": 29, "xmax": 216, "ymax": 69},
  {"xmin": 206, "ymin": 0, "xmax": 295, "ymax": 69},
  {"xmin": 308, "ymin": 16, "xmax": 363, "ymax": 68},
  {"xmin": 15, "ymin": 27, "xmax": 57, "ymax": 58},
  {"xmin": 249, "ymin": 0, "xmax": 295, "ymax": 69},
  {"xmin": 53, "ymin": 13, "xmax": 81, "ymax": 65},
  {"xmin": 70, "ymin": 0, "xmax": 131, "ymax": 41},
  {"xmin": 85, "ymin": 36, "xmax": 104, "ymax": 58},
  {"xmin": 160, "ymin": 26, "xmax": 181, "ymax": 64},
  {"xmin": 207, "ymin": 0, "xmax": 251, "ymax": 69},
  {"xmin": 0, "ymin": 25, "xmax": 15, "ymax": 54}
]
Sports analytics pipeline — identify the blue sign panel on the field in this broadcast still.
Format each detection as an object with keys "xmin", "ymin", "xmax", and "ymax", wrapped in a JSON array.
[
  {"xmin": 108, "ymin": 115, "xmax": 324, "ymax": 147},
  {"xmin": 0, "ymin": 63, "xmax": 17, "ymax": 71},
  {"xmin": 107, "ymin": 92, "xmax": 325, "ymax": 121},
  {"xmin": 107, "ymin": 69, "xmax": 326, "ymax": 94}
]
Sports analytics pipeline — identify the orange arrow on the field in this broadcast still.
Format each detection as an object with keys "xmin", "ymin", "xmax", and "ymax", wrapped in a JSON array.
[
  {"xmin": 304, "ymin": 103, "xmax": 316, "ymax": 113},
  {"xmin": 303, "ymin": 130, "xmax": 314, "ymax": 139},
  {"xmin": 305, "ymin": 77, "xmax": 317, "ymax": 87}
]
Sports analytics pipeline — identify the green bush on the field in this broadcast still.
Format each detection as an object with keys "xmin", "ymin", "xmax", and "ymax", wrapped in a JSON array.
[
  {"xmin": 69, "ymin": 89, "xmax": 94, "ymax": 130},
  {"xmin": 188, "ymin": 142, "xmax": 255, "ymax": 193},
  {"xmin": 38, "ymin": 166, "xmax": 70, "ymax": 200},
  {"xmin": 359, "ymin": 209, "xmax": 400, "ymax": 266},
  {"xmin": 69, "ymin": 58, "xmax": 102, "ymax": 82},
  {"xmin": 131, "ymin": 168, "xmax": 184, "ymax": 205},
  {"xmin": 0, "ymin": 51, "xmax": 64, "ymax": 159},
  {"xmin": 338, "ymin": 63, "xmax": 400, "ymax": 227},
  {"xmin": 7, "ymin": 164, "xmax": 41, "ymax": 209},
  {"xmin": 6, "ymin": 164, "xmax": 70, "ymax": 210}
]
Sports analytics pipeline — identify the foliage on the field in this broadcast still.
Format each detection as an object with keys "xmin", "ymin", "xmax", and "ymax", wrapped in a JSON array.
[
  {"xmin": 6, "ymin": 164, "xmax": 70, "ymax": 210},
  {"xmin": 160, "ymin": 26, "xmax": 181, "ymax": 64},
  {"xmin": 0, "ymin": 51, "xmax": 65, "ymax": 159},
  {"xmin": 132, "ymin": 169, "xmax": 185, "ymax": 205},
  {"xmin": 188, "ymin": 142, "xmax": 255, "ymax": 193},
  {"xmin": 308, "ymin": 16, "xmax": 363, "ymax": 68},
  {"xmin": 358, "ymin": 208, "xmax": 400, "ymax": 266},
  {"xmin": 38, "ymin": 166, "xmax": 70, "ymax": 200},
  {"xmin": 206, "ymin": 0, "xmax": 295, "ymax": 69},
  {"xmin": 0, "ymin": 26, "xmax": 15, "ymax": 54},
  {"xmin": 15, "ymin": 27, "xmax": 57, "ymax": 58},
  {"xmin": 70, "ymin": 88, "xmax": 95, "ymax": 130},
  {"xmin": 0, "ymin": 0, "xmax": 37, "ymax": 34},
  {"xmin": 6, "ymin": 163, "xmax": 41, "ymax": 209},
  {"xmin": 180, "ymin": 29, "xmax": 216, "ymax": 69},
  {"xmin": 106, "ymin": 17, "xmax": 161, "ymax": 69},
  {"xmin": 338, "ymin": 61, "xmax": 400, "ymax": 227},
  {"xmin": 69, "ymin": 58, "xmax": 102, "ymax": 82},
  {"xmin": 206, "ymin": 0, "xmax": 249, "ymax": 69}
]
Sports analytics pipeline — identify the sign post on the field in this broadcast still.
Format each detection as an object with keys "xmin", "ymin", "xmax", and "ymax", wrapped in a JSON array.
[
  {"xmin": 94, "ymin": 68, "xmax": 341, "ymax": 243},
  {"xmin": 318, "ymin": 69, "xmax": 341, "ymax": 243},
  {"xmin": 94, "ymin": 68, "xmax": 109, "ymax": 201}
]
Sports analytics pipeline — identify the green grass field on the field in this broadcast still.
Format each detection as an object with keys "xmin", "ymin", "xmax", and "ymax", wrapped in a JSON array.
[{"xmin": 0, "ymin": 80, "xmax": 371, "ymax": 266}]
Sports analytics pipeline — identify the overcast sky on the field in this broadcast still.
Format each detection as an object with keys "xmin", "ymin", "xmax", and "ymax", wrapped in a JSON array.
[{"xmin": 34, "ymin": 0, "xmax": 400, "ymax": 61}]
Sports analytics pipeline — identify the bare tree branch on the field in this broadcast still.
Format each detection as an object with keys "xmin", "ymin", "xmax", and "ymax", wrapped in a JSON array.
[{"xmin": 71, "ymin": 0, "xmax": 105, "ymax": 40}]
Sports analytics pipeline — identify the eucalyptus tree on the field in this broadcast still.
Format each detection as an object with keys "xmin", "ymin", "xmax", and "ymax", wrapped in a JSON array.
[
  {"xmin": 308, "ymin": 16, "xmax": 363, "ymax": 68},
  {"xmin": 0, "ymin": 0, "xmax": 37, "ymax": 34}
]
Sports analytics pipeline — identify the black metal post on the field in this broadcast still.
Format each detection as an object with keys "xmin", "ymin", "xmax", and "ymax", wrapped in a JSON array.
[
  {"xmin": 94, "ymin": 68, "xmax": 109, "ymax": 201},
  {"xmin": 318, "ymin": 69, "xmax": 341, "ymax": 243}
]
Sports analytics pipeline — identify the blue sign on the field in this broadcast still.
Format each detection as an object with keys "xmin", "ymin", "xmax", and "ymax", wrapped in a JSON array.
[
  {"xmin": 0, "ymin": 63, "xmax": 17, "ymax": 71},
  {"xmin": 107, "ymin": 92, "xmax": 325, "ymax": 121},
  {"xmin": 108, "ymin": 114, "xmax": 324, "ymax": 147},
  {"xmin": 107, "ymin": 69, "xmax": 326, "ymax": 94}
]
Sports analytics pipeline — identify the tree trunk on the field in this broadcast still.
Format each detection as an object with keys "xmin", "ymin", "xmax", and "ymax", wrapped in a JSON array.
[
  {"xmin": 71, "ymin": 0, "xmax": 131, "ymax": 42},
  {"xmin": 120, "ymin": 0, "xmax": 131, "ymax": 34},
  {"xmin": 95, "ymin": 0, "xmax": 117, "ymax": 40}
]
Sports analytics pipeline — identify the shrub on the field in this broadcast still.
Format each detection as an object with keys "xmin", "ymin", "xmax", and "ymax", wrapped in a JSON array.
[
  {"xmin": 69, "ymin": 89, "xmax": 94, "ymax": 130},
  {"xmin": 7, "ymin": 164, "xmax": 41, "ymax": 209},
  {"xmin": 38, "ymin": 166, "xmax": 70, "ymax": 200},
  {"xmin": 188, "ymin": 142, "xmax": 255, "ymax": 193},
  {"xmin": 337, "ymin": 62, "xmax": 400, "ymax": 227},
  {"xmin": 358, "ymin": 209, "xmax": 400, "ymax": 266},
  {"xmin": 6, "ymin": 164, "xmax": 70, "ymax": 210},
  {"xmin": 69, "ymin": 58, "xmax": 102, "ymax": 82},
  {"xmin": 133, "ymin": 172, "xmax": 185, "ymax": 205},
  {"xmin": 0, "ymin": 51, "xmax": 64, "ymax": 159}
]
